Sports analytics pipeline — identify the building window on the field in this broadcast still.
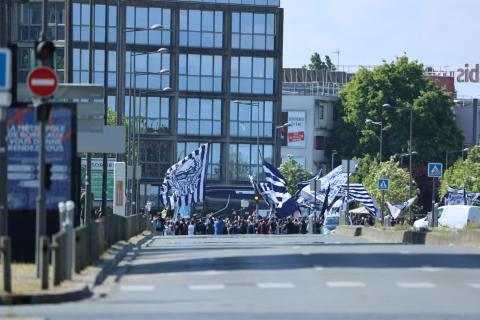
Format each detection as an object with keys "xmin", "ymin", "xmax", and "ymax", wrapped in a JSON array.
[
  {"xmin": 229, "ymin": 144, "xmax": 273, "ymax": 180},
  {"xmin": 19, "ymin": 2, "xmax": 64, "ymax": 41},
  {"xmin": 230, "ymin": 100, "xmax": 273, "ymax": 138},
  {"xmin": 232, "ymin": 12, "xmax": 275, "ymax": 50},
  {"xmin": 125, "ymin": 51, "xmax": 170, "ymax": 90},
  {"xmin": 107, "ymin": 96, "xmax": 116, "ymax": 114},
  {"xmin": 140, "ymin": 140, "xmax": 171, "ymax": 179},
  {"xmin": 73, "ymin": 3, "xmax": 90, "ymax": 42},
  {"xmin": 136, "ymin": 97, "xmax": 169, "ymax": 134},
  {"xmin": 19, "ymin": 47, "xmax": 64, "ymax": 83},
  {"xmin": 179, "ymin": 54, "xmax": 222, "ymax": 92},
  {"xmin": 72, "ymin": 48, "xmax": 89, "ymax": 83},
  {"xmin": 108, "ymin": 5, "xmax": 117, "ymax": 43},
  {"xmin": 231, "ymin": 56, "xmax": 274, "ymax": 94},
  {"xmin": 180, "ymin": 9, "xmax": 223, "ymax": 48},
  {"xmin": 178, "ymin": 98, "xmax": 221, "ymax": 136},
  {"xmin": 314, "ymin": 100, "xmax": 325, "ymax": 127},
  {"xmin": 315, "ymin": 136, "xmax": 326, "ymax": 150},
  {"xmin": 126, "ymin": 6, "xmax": 171, "ymax": 46},
  {"xmin": 177, "ymin": 142, "xmax": 222, "ymax": 180}
]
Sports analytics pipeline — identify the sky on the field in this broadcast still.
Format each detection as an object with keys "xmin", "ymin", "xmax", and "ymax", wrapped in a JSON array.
[{"xmin": 281, "ymin": 0, "xmax": 480, "ymax": 97}]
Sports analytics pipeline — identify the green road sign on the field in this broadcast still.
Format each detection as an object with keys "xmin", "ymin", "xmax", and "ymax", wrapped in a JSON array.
[{"xmin": 81, "ymin": 158, "xmax": 115, "ymax": 201}]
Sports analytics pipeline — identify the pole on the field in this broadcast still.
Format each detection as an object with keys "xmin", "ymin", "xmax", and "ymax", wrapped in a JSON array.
[
  {"xmin": 102, "ymin": 4, "xmax": 108, "ymax": 220},
  {"xmin": 135, "ymin": 91, "xmax": 141, "ymax": 214},
  {"xmin": 408, "ymin": 106, "xmax": 413, "ymax": 223},
  {"xmin": 432, "ymin": 177, "xmax": 436, "ymax": 226},
  {"xmin": 127, "ymin": 52, "xmax": 132, "ymax": 215},
  {"xmin": 132, "ymin": 55, "xmax": 137, "ymax": 215},
  {"xmin": 381, "ymin": 190, "xmax": 385, "ymax": 226},
  {"xmin": 35, "ymin": 0, "xmax": 49, "ymax": 279},
  {"xmin": 462, "ymin": 148, "xmax": 466, "ymax": 205},
  {"xmin": 256, "ymin": 102, "xmax": 260, "ymax": 216},
  {"xmin": 0, "ymin": 108, "xmax": 7, "ymax": 237},
  {"xmin": 445, "ymin": 152, "xmax": 449, "ymax": 171},
  {"xmin": 313, "ymin": 179, "xmax": 317, "ymax": 233},
  {"xmin": 85, "ymin": 0, "xmax": 93, "ymax": 226},
  {"xmin": 379, "ymin": 121, "xmax": 383, "ymax": 162}
]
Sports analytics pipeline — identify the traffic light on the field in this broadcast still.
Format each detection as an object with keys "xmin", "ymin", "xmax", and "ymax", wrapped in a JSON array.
[
  {"xmin": 254, "ymin": 194, "xmax": 261, "ymax": 203},
  {"xmin": 45, "ymin": 163, "xmax": 52, "ymax": 190},
  {"xmin": 35, "ymin": 40, "xmax": 55, "ymax": 65}
]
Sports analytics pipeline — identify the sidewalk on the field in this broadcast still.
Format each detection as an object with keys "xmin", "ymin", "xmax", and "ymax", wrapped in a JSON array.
[{"xmin": 0, "ymin": 231, "xmax": 152, "ymax": 305}]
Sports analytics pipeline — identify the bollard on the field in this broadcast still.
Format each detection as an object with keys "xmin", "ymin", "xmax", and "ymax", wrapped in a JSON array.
[
  {"xmin": 1, "ymin": 237, "xmax": 12, "ymax": 293},
  {"xmin": 40, "ymin": 236, "xmax": 49, "ymax": 290},
  {"xmin": 65, "ymin": 201, "xmax": 75, "ymax": 279},
  {"xmin": 58, "ymin": 202, "xmax": 66, "ymax": 231}
]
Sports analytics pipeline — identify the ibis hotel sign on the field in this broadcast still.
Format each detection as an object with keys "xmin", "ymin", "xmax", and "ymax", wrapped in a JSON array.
[{"xmin": 456, "ymin": 64, "xmax": 479, "ymax": 83}]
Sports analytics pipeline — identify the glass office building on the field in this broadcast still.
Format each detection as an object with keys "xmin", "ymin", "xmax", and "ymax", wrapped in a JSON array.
[{"xmin": 2, "ymin": 0, "xmax": 284, "ymax": 210}]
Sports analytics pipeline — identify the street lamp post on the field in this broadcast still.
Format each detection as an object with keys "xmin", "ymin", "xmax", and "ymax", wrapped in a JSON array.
[
  {"xmin": 365, "ymin": 118, "xmax": 383, "ymax": 162},
  {"xmin": 462, "ymin": 146, "xmax": 470, "ymax": 205},
  {"xmin": 331, "ymin": 150, "xmax": 338, "ymax": 172},
  {"xmin": 382, "ymin": 103, "xmax": 414, "ymax": 223}
]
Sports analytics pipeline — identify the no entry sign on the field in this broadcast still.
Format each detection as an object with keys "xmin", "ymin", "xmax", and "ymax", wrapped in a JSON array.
[{"xmin": 27, "ymin": 66, "xmax": 58, "ymax": 98}]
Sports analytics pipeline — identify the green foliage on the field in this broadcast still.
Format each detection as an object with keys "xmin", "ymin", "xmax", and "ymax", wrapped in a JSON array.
[
  {"xmin": 440, "ymin": 146, "xmax": 480, "ymax": 197},
  {"xmin": 308, "ymin": 52, "xmax": 336, "ymax": 71},
  {"xmin": 278, "ymin": 155, "xmax": 313, "ymax": 196},
  {"xmin": 358, "ymin": 157, "xmax": 419, "ymax": 206},
  {"xmin": 332, "ymin": 56, "xmax": 463, "ymax": 164}
]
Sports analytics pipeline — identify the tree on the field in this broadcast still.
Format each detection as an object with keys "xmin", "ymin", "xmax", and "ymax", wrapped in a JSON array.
[
  {"xmin": 332, "ymin": 56, "xmax": 463, "ymax": 165},
  {"xmin": 440, "ymin": 146, "xmax": 480, "ymax": 197},
  {"xmin": 278, "ymin": 155, "xmax": 313, "ymax": 196},
  {"xmin": 308, "ymin": 52, "xmax": 336, "ymax": 71}
]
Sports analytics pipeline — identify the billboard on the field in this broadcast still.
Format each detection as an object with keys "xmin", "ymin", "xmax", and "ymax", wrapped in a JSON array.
[
  {"xmin": 7, "ymin": 105, "xmax": 76, "ymax": 211},
  {"xmin": 287, "ymin": 111, "xmax": 306, "ymax": 148}
]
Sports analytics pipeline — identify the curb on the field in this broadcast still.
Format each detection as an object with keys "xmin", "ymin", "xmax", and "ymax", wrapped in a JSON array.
[
  {"xmin": 335, "ymin": 225, "xmax": 480, "ymax": 248},
  {"xmin": 0, "ymin": 232, "xmax": 153, "ymax": 305}
]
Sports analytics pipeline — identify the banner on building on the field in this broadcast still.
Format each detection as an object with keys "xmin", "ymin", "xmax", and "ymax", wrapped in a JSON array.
[{"xmin": 287, "ymin": 111, "xmax": 306, "ymax": 148}]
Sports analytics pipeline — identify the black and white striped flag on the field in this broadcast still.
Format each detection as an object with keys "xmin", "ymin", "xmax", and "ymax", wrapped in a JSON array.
[
  {"xmin": 262, "ymin": 160, "xmax": 299, "ymax": 217},
  {"xmin": 160, "ymin": 144, "xmax": 210, "ymax": 209},
  {"xmin": 339, "ymin": 183, "xmax": 378, "ymax": 217}
]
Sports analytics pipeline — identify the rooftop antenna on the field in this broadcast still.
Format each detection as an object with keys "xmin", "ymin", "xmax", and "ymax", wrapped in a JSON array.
[{"xmin": 331, "ymin": 49, "xmax": 340, "ymax": 70}]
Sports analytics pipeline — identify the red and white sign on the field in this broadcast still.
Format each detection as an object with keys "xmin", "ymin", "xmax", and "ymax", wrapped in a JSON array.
[
  {"xmin": 27, "ymin": 66, "xmax": 58, "ymax": 98},
  {"xmin": 287, "ymin": 111, "xmax": 306, "ymax": 148}
]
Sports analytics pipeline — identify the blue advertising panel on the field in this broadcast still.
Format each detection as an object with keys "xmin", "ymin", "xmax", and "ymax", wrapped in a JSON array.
[{"xmin": 7, "ymin": 105, "xmax": 76, "ymax": 210}]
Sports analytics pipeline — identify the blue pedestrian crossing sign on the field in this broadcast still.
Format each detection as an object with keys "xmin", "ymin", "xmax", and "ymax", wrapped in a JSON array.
[
  {"xmin": 377, "ymin": 178, "xmax": 389, "ymax": 191},
  {"xmin": 0, "ymin": 47, "xmax": 12, "ymax": 107},
  {"xmin": 428, "ymin": 162, "xmax": 443, "ymax": 178}
]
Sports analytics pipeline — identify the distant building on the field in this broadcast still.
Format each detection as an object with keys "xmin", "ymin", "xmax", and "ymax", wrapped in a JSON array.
[
  {"xmin": 453, "ymin": 98, "xmax": 479, "ymax": 147},
  {"xmin": 281, "ymin": 68, "xmax": 353, "ymax": 172}
]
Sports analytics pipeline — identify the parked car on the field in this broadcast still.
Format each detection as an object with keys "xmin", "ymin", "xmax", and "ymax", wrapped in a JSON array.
[
  {"xmin": 413, "ymin": 205, "xmax": 480, "ymax": 229},
  {"xmin": 321, "ymin": 215, "xmax": 339, "ymax": 234}
]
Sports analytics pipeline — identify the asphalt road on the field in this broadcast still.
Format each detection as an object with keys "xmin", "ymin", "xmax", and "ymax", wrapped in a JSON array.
[{"xmin": 2, "ymin": 234, "xmax": 480, "ymax": 320}]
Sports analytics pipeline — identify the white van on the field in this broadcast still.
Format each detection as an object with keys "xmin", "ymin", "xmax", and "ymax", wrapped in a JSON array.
[
  {"xmin": 438, "ymin": 205, "xmax": 480, "ymax": 229},
  {"xmin": 413, "ymin": 205, "xmax": 480, "ymax": 229}
]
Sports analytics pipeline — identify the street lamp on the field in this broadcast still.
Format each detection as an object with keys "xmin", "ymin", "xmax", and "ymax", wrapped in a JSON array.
[
  {"xmin": 365, "ymin": 118, "xmax": 383, "ymax": 162},
  {"xmin": 399, "ymin": 151, "xmax": 417, "ymax": 167},
  {"xmin": 331, "ymin": 150, "xmax": 338, "ymax": 172},
  {"xmin": 383, "ymin": 103, "xmax": 414, "ymax": 223},
  {"xmin": 445, "ymin": 147, "xmax": 469, "ymax": 170}
]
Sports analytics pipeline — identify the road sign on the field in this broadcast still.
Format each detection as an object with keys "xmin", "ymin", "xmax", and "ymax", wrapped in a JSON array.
[
  {"xmin": 428, "ymin": 162, "xmax": 443, "ymax": 178},
  {"xmin": 377, "ymin": 178, "xmax": 390, "ymax": 191},
  {"xmin": 342, "ymin": 159, "xmax": 360, "ymax": 174},
  {"xmin": 27, "ymin": 67, "xmax": 58, "ymax": 98},
  {"xmin": 0, "ymin": 48, "xmax": 12, "ymax": 107}
]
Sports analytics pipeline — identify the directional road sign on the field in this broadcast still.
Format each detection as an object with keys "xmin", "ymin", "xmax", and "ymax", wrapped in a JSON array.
[
  {"xmin": 0, "ymin": 47, "xmax": 12, "ymax": 107},
  {"xmin": 27, "ymin": 66, "xmax": 58, "ymax": 98},
  {"xmin": 377, "ymin": 178, "xmax": 390, "ymax": 191},
  {"xmin": 428, "ymin": 162, "xmax": 443, "ymax": 178}
]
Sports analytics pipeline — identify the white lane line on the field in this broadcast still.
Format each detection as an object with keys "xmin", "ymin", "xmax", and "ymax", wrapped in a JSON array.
[
  {"xmin": 257, "ymin": 282, "xmax": 295, "ymax": 289},
  {"xmin": 292, "ymin": 246, "xmax": 301, "ymax": 249},
  {"xmin": 417, "ymin": 266, "xmax": 444, "ymax": 272},
  {"xmin": 301, "ymin": 251, "xmax": 311, "ymax": 256},
  {"xmin": 399, "ymin": 250, "xmax": 411, "ymax": 254},
  {"xmin": 467, "ymin": 283, "xmax": 480, "ymax": 289},
  {"xmin": 189, "ymin": 284, "xmax": 225, "ymax": 291},
  {"xmin": 119, "ymin": 285, "xmax": 155, "ymax": 292},
  {"xmin": 326, "ymin": 281, "xmax": 365, "ymax": 288},
  {"xmin": 314, "ymin": 265, "xmax": 324, "ymax": 271},
  {"xmin": 396, "ymin": 282, "xmax": 436, "ymax": 288}
]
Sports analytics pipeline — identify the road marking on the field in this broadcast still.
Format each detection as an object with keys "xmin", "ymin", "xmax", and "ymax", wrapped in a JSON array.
[
  {"xmin": 326, "ymin": 281, "xmax": 365, "ymax": 288},
  {"xmin": 257, "ymin": 282, "xmax": 295, "ymax": 289},
  {"xmin": 399, "ymin": 250, "xmax": 411, "ymax": 254},
  {"xmin": 417, "ymin": 266, "xmax": 444, "ymax": 272},
  {"xmin": 189, "ymin": 284, "xmax": 225, "ymax": 291},
  {"xmin": 119, "ymin": 285, "xmax": 155, "ymax": 292},
  {"xmin": 301, "ymin": 251, "xmax": 311, "ymax": 256},
  {"xmin": 396, "ymin": 282, "xmax": 436, "ymax": 288},
  {"xmin": 467, "ymin": 283, "xmax": 480, "ymax": 289},
  {"xmin": 314, "ymin": 265, "xmax": 324, "ymax": 271},
  {"xmin": 292, "ymin": 246, "xmax": 301, "ymax": 249}
]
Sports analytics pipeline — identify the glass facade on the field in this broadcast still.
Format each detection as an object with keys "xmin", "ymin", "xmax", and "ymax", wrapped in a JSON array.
[
  {"xmin": 231, "ymin": 56, "xmax": 275, "ymax": 94},
  {"xmin": 178, "ymin": 98, "xmax": 222, "ymax": 136},
  {"xmin": 228, "ymin": 144, "xmax": 273, "ymax": 180},
  {"xmin": 179, "ymin": 54, "xmax": 222, "ymax": 92},
  {"xmin": 125, "ymin": 51, "xmax": 171, "ymax": 90},
  {"xmin": 138, "ymin": 97, "xmax": 170, "ymax": 134},
  {"xmin": 177, "ymin": 142, "xmax": 222, "ymax": 180},
  {"xmin": 140, "ymin": 141, "xmax": 172, "ymax": 179},
  {"xmin": 19, "ymin": 2, "xmax": 65, "ymax": 41},
  {"xmin": 126, "ymin": 6, "xmax": 171, "ymax": 45},
  {"xmin": 232, "ymin": 12, "xmax": 275, "ymax": 50},
  {"xmin": 180, "ymin": 10, "xmax": 223, "ymax": 48},
  {"xmin": 230, "ymin": 100, "xmax": 273, "ymax": 137}
]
